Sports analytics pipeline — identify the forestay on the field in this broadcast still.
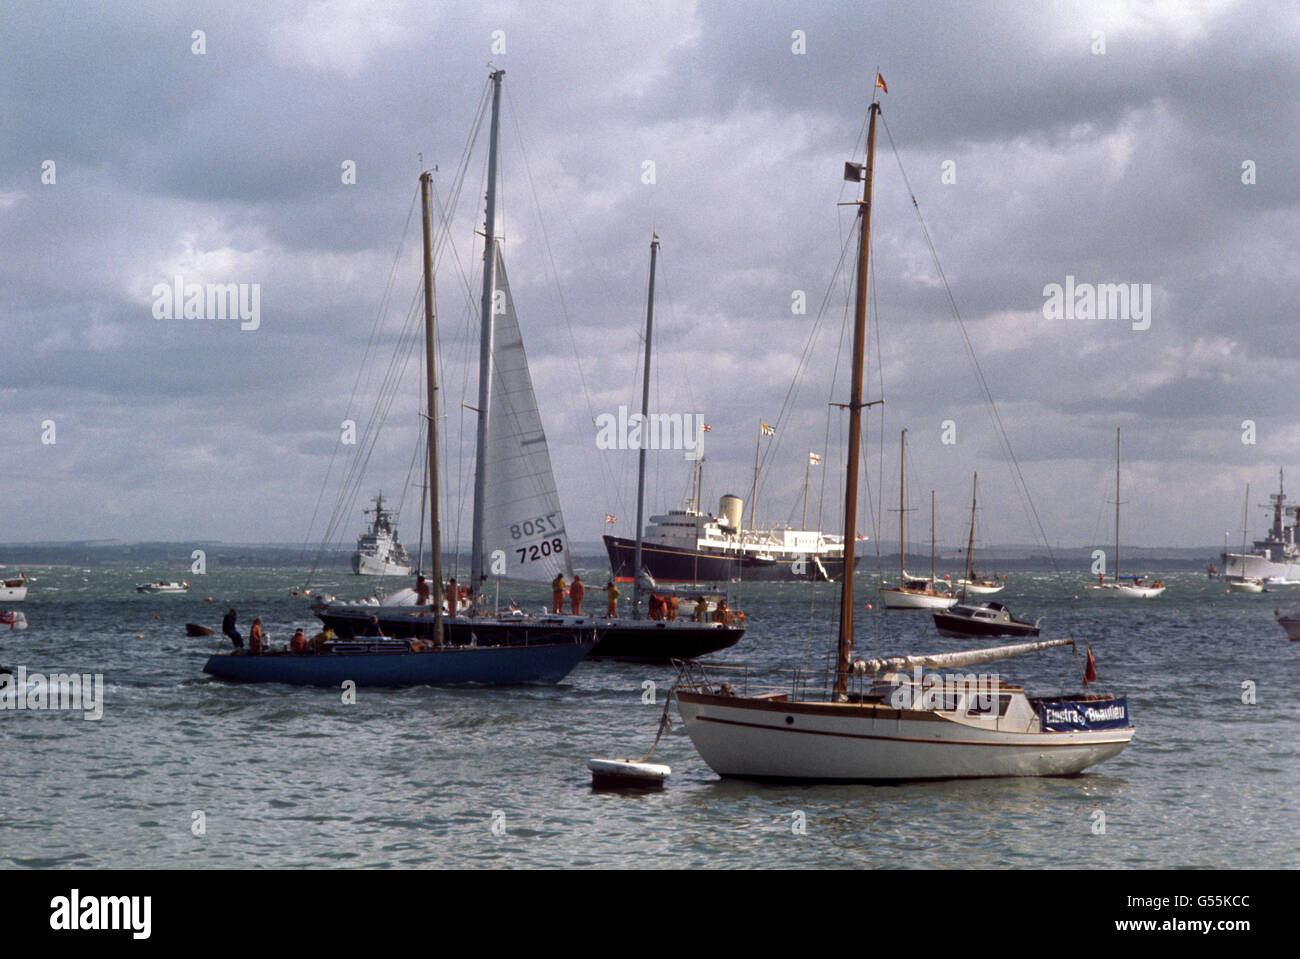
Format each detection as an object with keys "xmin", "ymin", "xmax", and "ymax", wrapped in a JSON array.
[{"xmin": 481, "ymin": 245, "xmax": 573, "ymax": 583}]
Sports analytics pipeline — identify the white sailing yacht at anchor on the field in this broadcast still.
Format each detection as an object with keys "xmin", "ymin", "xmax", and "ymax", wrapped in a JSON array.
[
  {"xmin": 673, "ymin": 86, "xmax": 1134, "ymax": 781},
  {"xmin": 1084, "ymin": 427, "xmax": 1165, "ymax": 598}
]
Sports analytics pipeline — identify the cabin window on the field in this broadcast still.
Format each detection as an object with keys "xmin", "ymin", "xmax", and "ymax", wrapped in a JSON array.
[{"xmin": 966, "ymin": 694, "xmax": 1012, "ymax": 718}]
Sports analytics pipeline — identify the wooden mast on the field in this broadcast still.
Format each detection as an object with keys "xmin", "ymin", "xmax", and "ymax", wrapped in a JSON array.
[
  {"xmin": 834, "ymin": 100, "xmax": 880, "ymax": 698},
  {"xmin": 419, "ymin": 171, "xmax": 443, "ymax": 643}
]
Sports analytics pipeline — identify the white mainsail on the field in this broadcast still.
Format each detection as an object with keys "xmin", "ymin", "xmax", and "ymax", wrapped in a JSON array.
[{"xmin": 480, "ymin": 244, "xmax": 573, "ymax": 583}]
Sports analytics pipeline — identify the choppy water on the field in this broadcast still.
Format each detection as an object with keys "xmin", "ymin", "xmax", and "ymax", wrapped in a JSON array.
[{"xmin": 1, "ymin": 565, "xmax": 1296, "ymax": 869}]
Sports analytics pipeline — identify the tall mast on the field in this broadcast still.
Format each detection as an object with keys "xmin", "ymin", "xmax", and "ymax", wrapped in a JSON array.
[
  {"xmin": 964, "ymin": 473, "xmax": 978, "ymax": 598},
  {"xmin": 898, "ymin": 428, "xmax": 906, "ymax": 583},
  {"xmin": 1241, "ymin": 482, "xmax": 1250, "ymax": 553},
  {"xmin": 470, "ymin": 69, "xmax": 505, "ymax": 601},
  {"xmin": 631, "ymin": 234, "xmax": 659, "ymax": 620},
  {"xmin": 834, "ymin": 100, "xmax": 880, "ymax": 698},
  {"xmin": 419, "ymin": 171, "xmax": 443, "ymax": 642},
  {"xmin": 1114, "ymin": 426, "xmax": 1121, "ymax": 583},
  {"xmin": 930, "ymin": 489, "xmax": 936, "ymax": 584},
  {"xmin": 749, "ymin": 424, "xmax": 762, "ymax": 532}
]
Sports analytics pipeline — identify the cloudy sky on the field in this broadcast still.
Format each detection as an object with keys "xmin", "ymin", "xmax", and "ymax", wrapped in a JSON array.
[{"xmin": 2, "ymin": 0, "xmax": 1296, "ymax": 558}]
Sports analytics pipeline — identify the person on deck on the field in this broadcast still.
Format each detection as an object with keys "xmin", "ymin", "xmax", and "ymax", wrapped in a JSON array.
[
  {"xmin": 308, "ymin": 628, "xmax": 334, "ymax": 653},
  {"xmin": 603, "ymin": 581, "xmax": 619, "ymax": 617},
  {"xmin": 362, "ymin": 616, "xmax": 384, "ymax": 638},
  {"xmin": 416, "ymin": 575, "xmax": 431, "ymax": 606},
  {"xmin": 446, "ymin": 578, "xmax": 458, "ymax": 613},
  {"xmin": 222, "ymin": 608, "xmax": 243, "ymax": 649},
  {"xmin": 290, "ymin": 628, "xmax": 307, "ymax": 653},
  {"xmin": 648, "ymin": 593, "xmax": 665, "ymax": 621},
  {"xmin": 248, "ymin": 618, "xmax": 264, "ymax": 655},
  {"xmin": 666, "ymin": 595, "xmax": 679, "ymax": 622},
  {"xmin": 711, "ymin": 599, "xmax": 732, "ymax": 626},
  {"xmin": 693, "ymin": 597, "xmax": 709, "ymax": 622},
  {"xmin": 551, "ymin": 574, "xmax": 567, "ymax": 614},
  {"xmin": 570, "ymin": 575, "xmax": 584, "ymax": 615}
]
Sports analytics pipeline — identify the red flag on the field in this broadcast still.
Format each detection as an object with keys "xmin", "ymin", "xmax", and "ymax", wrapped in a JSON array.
[
  {"xmin": 875, "ymin": 73, "xmax": 888, "ymax": 94},
  {"xmin": 1083, "ymin": 646, "xmax": 1097, "ymax": 687},
  {"xmin": 604, "ymin": 514, "xmax": 616, "ymax": 524}
]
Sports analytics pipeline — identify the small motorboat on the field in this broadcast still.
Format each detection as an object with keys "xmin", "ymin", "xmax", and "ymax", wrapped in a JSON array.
[
  {"xmin": 136, "ymin": 581, "xmax": 189, "ymax": 594},
  {"xmin": 0, "ymin": 572, "xmax": 28, "ymax": 602},
  {"xmin": 185, "ymin": 623, "xmax": 214, "ymax": 637},
  {"xmin": 933, "ymin": 601, "xmax": 1040, "ymax": 639},
  {"xmin": 1, "ymin": 609, "xmax": 29, "ymax": 630},
  {"xmin": 1275, "ymin": 611, "xmax": 1300, "ymax": 641}
]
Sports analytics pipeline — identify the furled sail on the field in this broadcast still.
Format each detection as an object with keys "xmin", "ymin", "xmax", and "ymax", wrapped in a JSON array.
[
  {"xmin": 480, "ymin": 245, "xmax": 573, "ymax": 583},
  {"xmin": 853, "ymin": 638, "xmax": 1074, "ymax": 676}
]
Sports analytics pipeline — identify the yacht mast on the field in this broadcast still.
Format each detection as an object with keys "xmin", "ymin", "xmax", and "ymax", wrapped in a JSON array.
[
  {"xmin": 631, "ymin": 234, "xmax": 659, "ymax": 620},
  {"xmin": 419, "ymin": 171, "xmax": 443, "ymax": 641},
  {"xmin": 470, "ymin": 69, "xmax": 505, "ymax": 602},
  {"xmin": 834, "ymin": 100, "xmax": 880, "ymax": 698},
  {"xmin": 964, "ymin": 473, "xmax": 978, "ymax": 599},
  {"xmin": 1114, "ymin": 426, "xmax": 1121, "ymax": 584}
]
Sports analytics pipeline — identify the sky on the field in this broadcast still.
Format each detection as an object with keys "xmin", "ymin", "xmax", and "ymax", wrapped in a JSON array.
[{"xmin": 2, "ymin": 0, "xmax": 1297, "ymax": 557}]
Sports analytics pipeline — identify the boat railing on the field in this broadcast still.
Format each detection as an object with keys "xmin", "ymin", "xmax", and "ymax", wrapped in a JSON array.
[{"xmin": 671, "ymin": 660, "xmax": 836, "ymax": 702}]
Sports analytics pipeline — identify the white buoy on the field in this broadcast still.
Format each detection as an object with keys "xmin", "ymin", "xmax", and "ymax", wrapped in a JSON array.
[{"xmin": 588, "ymin": 758, "xmax": 670, "ymax": 789}]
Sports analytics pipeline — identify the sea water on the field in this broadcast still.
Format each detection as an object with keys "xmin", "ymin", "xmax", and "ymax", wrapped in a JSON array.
[{"xmin": 1, "ymin": 565, "xmax": 1295, "ymax": 868}]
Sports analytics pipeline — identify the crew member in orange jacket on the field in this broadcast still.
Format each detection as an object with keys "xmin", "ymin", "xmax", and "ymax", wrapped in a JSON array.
[
  {"xmin": 570, "ymin": 575, "xmax": 585, "ymax": 615},
  {"xmin": 249, "ymin": 618, "xmax": 265, "ymax": 655}
]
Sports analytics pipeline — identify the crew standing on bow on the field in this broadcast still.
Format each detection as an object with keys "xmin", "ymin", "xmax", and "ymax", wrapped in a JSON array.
[
  {"xmin": 603, "ymin": 580, "xmax": 619, "ymax": 617},
  {"xmin": 416, "ymin": 575, "xmax": 430, "ymax": 606},
  {"xmin": 222, "ymin": 608, "xmax": 243, "ymax": 649},
  {"xmin": 569, "ymin": 575, "xmax": 584, "ymax": 615},
  {"xmin": 551, "ymin": 573, "xmax": 567, "ymax": 614}
]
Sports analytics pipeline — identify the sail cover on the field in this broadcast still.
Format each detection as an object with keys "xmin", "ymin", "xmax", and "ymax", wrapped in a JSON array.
[{"xmin": 480, "ymin": 246, "xmax": 574, "ymax": 583}]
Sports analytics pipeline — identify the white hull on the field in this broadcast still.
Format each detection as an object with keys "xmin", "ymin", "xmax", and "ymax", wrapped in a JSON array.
[
  {"xmin": 1227, "ymin": 579, "xmax": 1264, "ymax": 593},
  {"xmin": 352, "ymin": 553, "xmax": 412, "ymax": 576},
  {"xmin": 0, "ymin": 610, "xmax": 28, "ymax": 630},
  {"xmin": 1085, "ymin": 582, "xmax": 1165, "ymax": 598},
  {"xmin": 0, "ymin": 586, "xmax": 26, "ymax": 602},
  {"xmin": 880, "ymin": 587, "xmax": 957, "ymax": 610},
  {"xmin": 676, "ymin": 692, "xmax": 1133, "ymax": 780},
  {"xmin": 959, "ymin": 582, "xmax": 1004, "ymax": 595}
]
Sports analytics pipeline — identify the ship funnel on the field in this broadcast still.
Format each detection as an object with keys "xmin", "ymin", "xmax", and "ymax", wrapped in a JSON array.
[{"xmin": 719, "ymin": 495, "xmax": 743, "ymax": 530}]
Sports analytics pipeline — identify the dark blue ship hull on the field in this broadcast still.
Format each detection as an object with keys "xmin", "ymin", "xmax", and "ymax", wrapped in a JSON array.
[
  {"xmin": 604, "ymin": 535, "xmax": 854, "ymax": 583},
  {"xmin": 202, "ymin": 639, "xmax": 592, "ymax": 686}
]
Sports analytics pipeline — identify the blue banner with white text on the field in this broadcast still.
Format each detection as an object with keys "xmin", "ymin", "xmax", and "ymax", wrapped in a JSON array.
[{"xmin": 1039, "ymin": 698, "xmax": 1129, "ymax": 731}]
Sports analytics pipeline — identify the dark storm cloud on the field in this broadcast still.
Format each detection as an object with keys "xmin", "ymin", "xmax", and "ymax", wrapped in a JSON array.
[{"xmin": 2, "ymin": 0, "xmax": 1296, "ymax": 549}]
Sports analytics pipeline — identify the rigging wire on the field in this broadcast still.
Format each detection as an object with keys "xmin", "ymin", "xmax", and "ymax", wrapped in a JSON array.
[{"xmin": 879, "ymin": 112, "xmax": 1060, "ymax": 574}]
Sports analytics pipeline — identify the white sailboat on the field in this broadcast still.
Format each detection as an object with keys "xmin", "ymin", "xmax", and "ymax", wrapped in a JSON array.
[
  {"xmin": 880, "ymin": 441, "xmax": 956, "ymax": 610},
  {"xmin": 674, "ymin": 90, "xmax": 1133, "ymax": 781},
  {"xmin": 1084, "ymin": 427, "xmax": 1165, "ymax": 598}
]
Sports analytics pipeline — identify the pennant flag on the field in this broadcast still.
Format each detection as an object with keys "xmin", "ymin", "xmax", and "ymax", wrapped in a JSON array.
[
  {"xmin": 809, "ymin": 452, "xmax": 822, "ymax": 465},
  {"xmin": 760, "ymin": 422, "xmax": 775, "ymax": 436},
  {"xmin": 875, "ymin": 72, "xmax": 888, "ymax": 94},
  {"xmin": 701, "ymin": 423, "xmax": 711, "ymax": 432},
  {"xmin": 604, "ymin": 514, "xmax": 616, "ymax": 524},
  {"xmin": 1083, "ymin": 646, "xmax": 1097, "ymax": 687},
  {"xmin": 855, "ymin": 532, "xmax": 867, "ymax": 541}
]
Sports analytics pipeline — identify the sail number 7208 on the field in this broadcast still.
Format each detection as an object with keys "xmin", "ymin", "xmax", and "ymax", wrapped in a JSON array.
[{"xmin": 516, "ymin": 538, "xmax": 564, "ymax": 564}]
